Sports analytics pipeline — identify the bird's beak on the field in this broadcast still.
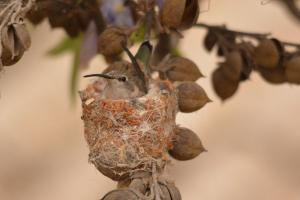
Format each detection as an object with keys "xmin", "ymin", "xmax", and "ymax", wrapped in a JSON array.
[{"xmin": 83, "ymin": 73, "xmax": 127, "ymax": 82}]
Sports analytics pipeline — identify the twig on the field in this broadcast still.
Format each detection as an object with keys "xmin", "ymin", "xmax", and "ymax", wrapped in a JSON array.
[
  {"xmin": 195, "ymin": 23, "xmax": 271, "ymax": 39},
  {"xmin": 195, "ymin": 22, "xmax": 300, "ymax": 51}
]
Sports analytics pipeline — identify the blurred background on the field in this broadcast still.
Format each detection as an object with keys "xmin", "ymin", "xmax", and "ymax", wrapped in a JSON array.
[{"xmin": 1, "ymin": 0, "xmax": 300, "ymax": 199}]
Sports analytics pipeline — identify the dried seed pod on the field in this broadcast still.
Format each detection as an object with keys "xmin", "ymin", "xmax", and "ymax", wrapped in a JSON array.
[
  {"xmin": 212, "ymin": 67, "xmax": 239, "ymax": 101},
  {"xmin": 238, "ymin": 43, "xmax": 255, "ymax": 81},
  {"xmin": 169, "ymin": 127, "xmax": 206, "ymax": 161},
  {"xmin": 254, "ymin": 39, "xmax": 281, "ymax": 69},
  {"xmin": 129, "ymin": 178, "xmax": 147, "ymax": 194},
  {"xmin": 1, "ymin": 47, "xmax": 24, "ymax": 66},
  {"xmin": 159, "ymin": 182, "xmax": 181, "ymax": 200},
  {"xmin": 1, "ymin": 25, "xmax": 24, "ymax": 66},
  {"xmin": 80, "ymin": 80, "xmax": 177, "ymax": 181},
  {"xmin": 160, "ymin": 184, "xmax": 172, "ymax": 200},
  {"xmin": 176, "ymin": 81, "xmax": 211, "ymax": 113},
  {"xmin": 1, "ymin": 26, "xmax": 15, "ymax": 56},
  {"xmin": 160, "ymin": 57, "xmax": 204, "ymax": 82},
  {"xmin": 101, "ymin": 189, "xmax": 139, "ymax": 200},
  {"xmin": 13, "ymin": 23, "xmax": 31, "ymax": 50},
  {"xmin": 221, "ymin": 51, "xmax": 243, "ymax": 81},
  {"xmin": 26, "ymin": 1, "xmax": 47, "ymax": 25},
  {"xmin": 285, "ymin": 56, "xmax": 300, "ymax": 84},
  {"xmin": 160, "ymin": 0, "xmax": 199, "ymax": 30},
  {"xmin": 98, "ymin": 26, "xmax": 129, "ymax": 57},
  {"xmin": 258, "ymin": 67, "xmax": 286, "ymax": 84},
  {"xmin": 43, "ymin": 0, "xmax": 102, "ymax": 37},
  {"xmin": 165, "ymin": 182, "xmax": 182, "ymax": 200},
  {"xmin": 204, "ymin": 30, "xmax": 218, "ymax": 52}
]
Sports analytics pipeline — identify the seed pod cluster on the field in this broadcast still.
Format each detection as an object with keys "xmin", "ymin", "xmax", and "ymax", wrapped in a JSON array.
[
  {"xmin": 26, "ymin": 0, "xmax": 104, "ymax": 37},
  {"xmin": 202, "ymin": 25, "xmax": 300, "ymax": 100},
  {"xmin": 254, "ymin": 39, "xmax": 300, "ymax": 85},
  {"xmin": 154, "ymin": 56, "xmax": 210, "ymax": 113}
]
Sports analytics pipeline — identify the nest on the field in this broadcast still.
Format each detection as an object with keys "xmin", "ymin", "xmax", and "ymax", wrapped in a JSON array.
[{"xmin": 80, "ymin": 80, "xmax": 178, "ymax": 181}]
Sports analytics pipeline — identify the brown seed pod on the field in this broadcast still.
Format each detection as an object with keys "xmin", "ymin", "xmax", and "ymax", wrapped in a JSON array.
[
  {"xmin": 165, "ymin": 182, "xmax": 182, "ymax": 200},
  {"xmin": 258, "ymin": 67, "xmax": 286, "ymax": 84},
  {"xmin": 129, "ymin": 178, "xmax": 147, "ymax": 194},
  {"xmin": 254, "ymin": 39, "xmax": 281, "ymax": 69},
  {"xmin": 176, "ymin": 81, "xmax": 211, "ymax": 113},
  {"xmin": 160, "ymin": 57, "xmax": 204, "ymax": 82},
  {"xmin": 204, "ymin": 30, "xmax": 218, "ymax": 52},
  {"xmin": 1, "ymin": 47, "xmax": 24, "ymax": 67},
  {"xmin": 1, "ymin": 25, "xmax": 24, "ymax": 66},
  {"xmin": 98, "ymin": 26, "xmax": 129, "ymax": 57},
  {"xmin": 26, "ymin": 0, "xmax": 47, "ymax": 25},
  {"xmin": 101, "ymin": 189, "xmax": 139, "ymax": 200},
  {"xmin": 1, "ymin": 26, "xmax": 15, "ymax": 56},
  {"xmin": 80, "ymin": 80, "xmax": 177, "ymax": 181},
  {"xmin": 284, "ymin": 56, "xmax": 300, "ymax": 84},
  {"xmin": 212, "ymin": 67, "xmax": 239, "ymax": 101},
  {"xmin": 42, "ymin": 0, "xmax": 102, "ymax": 37},
  {"xmin": 221, "ymin": 51, "xmax": 243, "ymax": 81},
  {"xmin": 160, "ymin": 0, "xmax": 199, "ymax": 30},
  {"xmin": 169, "ymin": 127, "xmax": 206, "ymax": 161},
  {"xmin": 13, "ymin": 23, "xmax": 31, "ymax": 51},
  {"xmin": 238, "ymin": 43, "xmax": 255, "ymax": 81},
  {"xmin": 158, "ymin": 182, "xmax": 182, "ymax": 200}
]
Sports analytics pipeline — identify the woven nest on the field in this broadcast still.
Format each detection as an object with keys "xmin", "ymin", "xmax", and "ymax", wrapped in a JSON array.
[{"xmin": 80, "ymin": 80, "xmax": 178, "ymax": 181}]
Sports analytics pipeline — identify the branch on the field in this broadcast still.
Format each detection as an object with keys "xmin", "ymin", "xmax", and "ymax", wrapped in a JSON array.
[
  {"xmin": 278, "ymin": 0, "xmax": 300, "ymax": 23},
  {"xmin": 195, "ymin": 23, "xmax": 270, "ymax": 39}
]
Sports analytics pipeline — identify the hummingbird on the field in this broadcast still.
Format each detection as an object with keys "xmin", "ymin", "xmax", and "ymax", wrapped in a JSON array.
[{"xmin": 84, "ymin": 41, "xmax": 153, "ymax": 99}]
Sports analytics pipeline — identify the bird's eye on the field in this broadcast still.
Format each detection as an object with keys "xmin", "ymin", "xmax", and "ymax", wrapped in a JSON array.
[{"xmin": 118, "ymin": 76, "xmax": 127, "ymax": 82}]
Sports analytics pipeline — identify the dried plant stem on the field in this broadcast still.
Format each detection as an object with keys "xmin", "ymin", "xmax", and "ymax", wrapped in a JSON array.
[
  {"xmin": 195, "ymin": 22, "xmax": 300, "ymax": 50},
  {"xmin": 195, "ymin": 23, "xmax": 270, "ymax": 39}
]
